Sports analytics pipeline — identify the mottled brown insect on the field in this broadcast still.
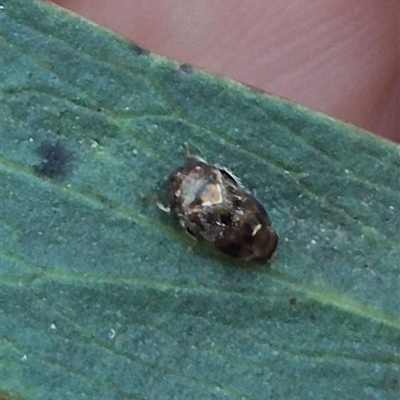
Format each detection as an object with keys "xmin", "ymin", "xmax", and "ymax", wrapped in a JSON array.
[{"xmin": 160, "ymin": 145, "xmax": 278, "ymax": 261}]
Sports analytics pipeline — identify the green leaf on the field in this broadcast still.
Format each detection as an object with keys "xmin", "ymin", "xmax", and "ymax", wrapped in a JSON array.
[{"xmin": 1, "ymin": 1, "xmax": 399, "ymax": 399}]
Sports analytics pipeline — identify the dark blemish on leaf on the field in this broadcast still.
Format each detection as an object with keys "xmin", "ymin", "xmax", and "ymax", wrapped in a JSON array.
[
  {"xmin": 179, "ymin": 63, "xmax": 193, "ymax": 74},
  {"xmin": 289, "ymin": 297, "xmax": 297, "ymax": 306},
  {"xmin": 129, "ymin": 43, "xmax": 149, "ymax": 56},
  {"xmin": 309, "ymin": 313, "xmax": 316, "ymax": 322},
  {"xmin": 34, "ymin": 139, "xmax": 72, "ymax": 180}
]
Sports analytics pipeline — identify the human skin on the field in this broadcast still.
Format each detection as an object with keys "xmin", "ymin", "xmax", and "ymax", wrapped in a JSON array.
[{"xmin": 50, "ymin": 0, "xmax": 399, "ymax": 142}]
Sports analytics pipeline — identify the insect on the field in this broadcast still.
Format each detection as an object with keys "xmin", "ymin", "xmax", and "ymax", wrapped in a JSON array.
[{"xmin": 160, "ymin": 144, "xmax": 278, "ymax": 261}]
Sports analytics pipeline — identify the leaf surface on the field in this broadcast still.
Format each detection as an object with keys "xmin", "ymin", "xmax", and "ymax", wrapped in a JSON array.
[{"xmin": 1, "ymin": 1, "xmax": 399, "ymax": 399}]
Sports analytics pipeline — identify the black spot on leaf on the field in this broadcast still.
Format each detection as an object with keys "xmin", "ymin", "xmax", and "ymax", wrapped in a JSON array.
[
  {"xmin": 34, "ymin": 139, "xmax": 72, "ymax": 180},
  {"xmin": 179, "ymin": 63, "xmax": 193, "ymax": 74},
  {"xmin": 309, "ymin": 313, "xmax": 316, "ymax": 322}
]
